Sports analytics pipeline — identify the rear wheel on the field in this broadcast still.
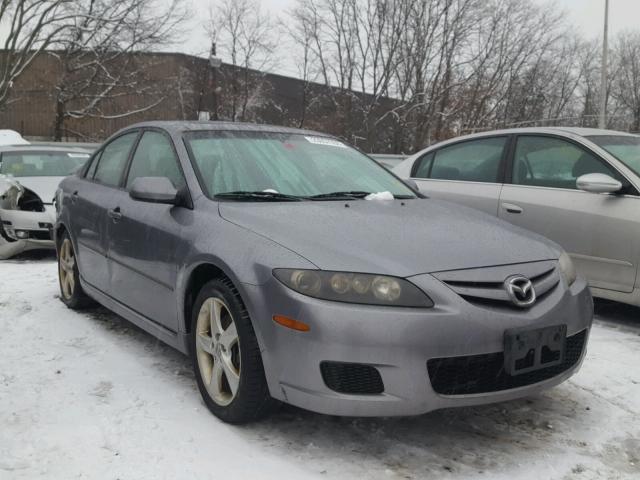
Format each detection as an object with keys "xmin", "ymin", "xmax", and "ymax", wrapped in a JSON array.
[
  {"xmin": 190, "ymin": 278, "xmax": 276, "ymax": 423},
  {"xmin": 57, "ymin": 232, "xmax": 93, "ymax": 309}
]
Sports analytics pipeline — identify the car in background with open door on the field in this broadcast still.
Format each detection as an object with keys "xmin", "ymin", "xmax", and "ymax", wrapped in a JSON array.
[{"xmin": 394, "ymin": 127, "xmax": 640, "ymax": 307}]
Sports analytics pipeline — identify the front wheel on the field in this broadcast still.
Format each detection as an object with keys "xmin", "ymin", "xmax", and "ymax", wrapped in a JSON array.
[
  {"xmin": 190, "ymin": 278, "xmax": 276, "ymax": 423},
  {"xmin": 57, "ymin": 232, "xmax": 94, "ymax": 309}
]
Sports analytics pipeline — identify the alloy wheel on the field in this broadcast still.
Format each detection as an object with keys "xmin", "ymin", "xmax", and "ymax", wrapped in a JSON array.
[
  {"xmin": 195, "ymin": 297, "xmax": 241, "ymax": 406},
  {"xmin": 58, "ymin": 238, "xmax": 76, "ymax": 300}
]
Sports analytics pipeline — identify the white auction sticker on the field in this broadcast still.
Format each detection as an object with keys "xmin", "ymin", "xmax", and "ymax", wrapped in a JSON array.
[
  {"xmin": 304, "ymin": 136, "xmax": 347, "ymax": 148},
  {"xmin": 67, "ymin": 153, "xmax": 90, "ymax": 158}
]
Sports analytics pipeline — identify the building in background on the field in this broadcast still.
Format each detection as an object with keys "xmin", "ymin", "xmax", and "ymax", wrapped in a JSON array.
[{"xmin": 0, "ymin": 51, "xmax": 399, "ymax": 153}]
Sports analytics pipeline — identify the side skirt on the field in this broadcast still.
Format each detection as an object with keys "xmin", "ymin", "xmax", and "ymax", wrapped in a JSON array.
[
  {"xmin": 81, "ymin": 278, "xmax": 190, "ymax": 354},
  {"xmin": 591, "ymin": 285, "xmax": 640, "ymax": 308}
]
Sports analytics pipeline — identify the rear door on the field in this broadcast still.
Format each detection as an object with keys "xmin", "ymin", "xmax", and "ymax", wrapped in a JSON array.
[
  {"xmin": 499, "ymin": 134, "xmax": 639, "ymax": 293},
  {"xmin": 71, "ymin": 132, "xmax": 139, "ymax": 292},
  {"xmin": 410, "ymin": 136, "xmax": 509, "ymax": 215},
  {"xmin": 107, "ymin": 129, "xmax": 189, "ymax": 332}
]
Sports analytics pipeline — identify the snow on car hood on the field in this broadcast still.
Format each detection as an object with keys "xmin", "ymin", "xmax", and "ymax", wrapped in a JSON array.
[
  {"xmin": 7, "ymin": 176, "xmax": 64, "ymax": 204},
  {"xmin": 219, "ymin": 198, "xmax": 561, "ymax": 277}
]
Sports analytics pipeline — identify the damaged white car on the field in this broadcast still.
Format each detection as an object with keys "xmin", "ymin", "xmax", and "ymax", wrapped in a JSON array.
[{"xmin": 0, "ymin": 146, "xmax": 91, "ymax": 259}]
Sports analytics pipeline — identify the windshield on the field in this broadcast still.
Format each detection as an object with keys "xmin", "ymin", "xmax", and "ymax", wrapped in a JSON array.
[
  {"xmin": 587, "ymin": 135, "xmax": 640, "ymax": 175},
  {"xmin": 183, "ymin": 131, "xmax": 416, "ymax": 199},
  {"xmin": 0, "ymin": 150, "xmax": 90, "ymax": 177}
]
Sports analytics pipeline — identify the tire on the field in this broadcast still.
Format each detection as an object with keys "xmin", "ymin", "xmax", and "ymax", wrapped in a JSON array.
[
  {"xmin": 57, "ymin": 231, "xmax": 94, "ymax": 309},
  {"xmin": 190, "ymin": 278, "xmax": 277, "ymax": 423}
]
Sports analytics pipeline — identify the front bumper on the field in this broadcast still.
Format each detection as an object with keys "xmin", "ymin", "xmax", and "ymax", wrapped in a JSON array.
[
  {"xmin": 0, "ymin": 205, "xmax": 55, "ymax": 259},
  {"xmin": 241, "ymin": 271, "xmax": 593, "ymax": 417}
]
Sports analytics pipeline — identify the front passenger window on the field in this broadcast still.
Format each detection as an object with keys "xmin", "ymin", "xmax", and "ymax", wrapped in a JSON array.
[
  {"xmin": 126, "ymin": 131, "xmax": 185, "ymax": 189},
  {"xmin": 426, "ymin": 137, "xmax": 506, "ymax": 182},
  {"xmin": 93, "ymin": 132, "xmax": 138, "ymax": 187},
  {"xmin": 513, "ymin": 136, "xmax": 620, "ymax": 190}
]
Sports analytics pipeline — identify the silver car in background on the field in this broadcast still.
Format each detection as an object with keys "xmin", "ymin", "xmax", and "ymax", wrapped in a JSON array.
[
  {"xmin": 394, "ymin": 128, "xmax": 640, "ymax": 307},
  {"xmin": 0, "ymin": 145, "xmax": 91, "ymax": 258}
]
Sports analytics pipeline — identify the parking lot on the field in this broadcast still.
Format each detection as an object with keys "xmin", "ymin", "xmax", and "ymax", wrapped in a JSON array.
[{"xmin": 1, "ymin": 254, "xmax": 639, "ymax": 480}]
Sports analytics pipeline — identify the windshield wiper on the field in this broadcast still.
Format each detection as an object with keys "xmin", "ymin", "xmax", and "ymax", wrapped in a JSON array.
[
  {"xmin": 214, "ymin": 191, "xmax": 304, "ymax": 202},
  {"xmin": 308, "ymin": 191, "xmax": 372, "ymax": 200},
  {"xmin": 309, "ymin": 191, "xmax": 417, "ymax": 200}
]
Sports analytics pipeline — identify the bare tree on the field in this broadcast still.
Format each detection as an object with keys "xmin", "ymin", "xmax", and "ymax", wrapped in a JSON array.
[
  {"xmin": 51, "ymin": 0, "xmax": 187, "ymax": 140},
  {"xmin": 0, "ymin": 0, "xmax": 75, "ymax": 109},
  {"xmin": 283, "ymin": 3, "xmax": 320, "ymax": 128},
  {"xmin": 612, "ymin": 31, "xmax": 640, "ymax": 131},
  {"xmin": 288, "ymin": 0, "xmax": 417, "ymax": 149},
  {"xmin": 207, "ymin": 0, "xmax": 276, "ymax": 122}
]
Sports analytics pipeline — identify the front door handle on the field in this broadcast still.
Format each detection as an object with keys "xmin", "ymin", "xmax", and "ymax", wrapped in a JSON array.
[
  {"xmin": 108, "ymin": 207, "xmax": 122, "ymax": 222},
  {"xmin": 501, "ymin": 202, "xmax": 523, "ymax": 214}
]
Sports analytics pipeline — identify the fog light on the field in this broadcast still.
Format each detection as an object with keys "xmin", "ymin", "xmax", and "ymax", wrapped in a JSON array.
[{"xmin": 15, "ymin": 230, "xmax": 29, "ymax": 239}]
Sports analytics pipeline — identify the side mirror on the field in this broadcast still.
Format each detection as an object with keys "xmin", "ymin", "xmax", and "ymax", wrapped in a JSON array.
[
  {"xmin": 129, "ymin": 177, "xmax": 179, "ymax": 204},
  {"xmin": 576, "ymin": 173, "xmax": 622, "ymax": 194},
  {"xmin": 403, "ymin": 178, "xmax": 419, "ymax": 192}
]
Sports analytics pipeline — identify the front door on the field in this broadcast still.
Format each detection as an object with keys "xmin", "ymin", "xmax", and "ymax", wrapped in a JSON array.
[
  {"xmin": 499, "ymin": 134, "xmax": 640, "ymax": 293},
  {"xmin": 107, "ymin": 130, "xmax": 190, "ymax": 332}
]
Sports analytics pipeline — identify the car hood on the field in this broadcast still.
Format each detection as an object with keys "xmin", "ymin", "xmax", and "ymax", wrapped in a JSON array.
[
  {"xmin": 10, "ymin": 176, "xmax": 63, "ymax": 204},
  {"xmin": 218, "ymin": 199, "xmax": 561, "ymax": 277}
]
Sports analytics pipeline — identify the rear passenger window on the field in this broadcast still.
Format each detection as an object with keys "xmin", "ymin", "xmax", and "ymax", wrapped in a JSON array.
[
  {"xmin": 513, "ymin": 136, "xmax": 620, "ymax": 190},
  {"xmin": 93, "ymin": 132, "xmax": 138, "ymax": 187},
  {"xmin": 428, "ymin": 137, "xmax": 506, "ymax": 183},
  {"xmin": 126, "ymin": 131, "xmax": 185, "ymax": 189}
]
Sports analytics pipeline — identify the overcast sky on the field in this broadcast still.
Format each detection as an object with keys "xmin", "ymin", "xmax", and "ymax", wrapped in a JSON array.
[{"xmin": 181, "ymin": 0, "xmax": 640, "ymax": 77}]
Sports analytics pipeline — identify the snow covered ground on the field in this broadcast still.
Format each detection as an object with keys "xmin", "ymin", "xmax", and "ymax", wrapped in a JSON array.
[{"xmin": 1, "ymin": 254, "xmax": 639, "ymax": 480}]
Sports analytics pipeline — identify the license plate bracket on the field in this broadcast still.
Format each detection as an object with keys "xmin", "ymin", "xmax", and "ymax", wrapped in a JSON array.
[{"xmin": 504, "ymin": 324, "xmax": 566, "ymax": 376}]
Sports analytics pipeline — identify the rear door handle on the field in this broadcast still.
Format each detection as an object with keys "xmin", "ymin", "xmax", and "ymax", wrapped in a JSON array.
[
  {"xmin": 108, "ymin": 207, "xmax": 122, "ymax": 222},
  {"xmin": 501, "ymin": 202, "xmax": 523, "ymax": 214}
]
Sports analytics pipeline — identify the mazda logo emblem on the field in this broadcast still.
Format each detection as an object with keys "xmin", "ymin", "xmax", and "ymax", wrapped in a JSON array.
[{"xmin": 504, "ymin": 275, "xmax": 536, "ymax": 307}]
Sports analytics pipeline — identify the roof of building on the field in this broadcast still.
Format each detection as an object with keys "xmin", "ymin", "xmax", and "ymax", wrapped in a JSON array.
[{"xmin": 0, "ymin": 144, "xmax": 92, "ymax": 153}]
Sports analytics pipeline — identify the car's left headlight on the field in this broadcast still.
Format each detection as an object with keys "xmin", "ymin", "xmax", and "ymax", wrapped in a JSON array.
[
  {"xmin": 0, "ymin": 177, "xmax": 23, "ymax": 210},
  {"xmin": 558, "ymin": 252, "xmax": 577, "ymax": 286},
  {"xmin": 273, "ymin": 269, "xmax": 434, "ymax": 307}
]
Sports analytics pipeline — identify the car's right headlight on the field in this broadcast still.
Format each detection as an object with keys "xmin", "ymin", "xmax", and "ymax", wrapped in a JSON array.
[
  {"xmin": 558, "ymin": 252, "xmax": 577, "ymax": 286},
  {"xmin": 273, "ymin": 269, "xmax": 433, "ymax": 307}
]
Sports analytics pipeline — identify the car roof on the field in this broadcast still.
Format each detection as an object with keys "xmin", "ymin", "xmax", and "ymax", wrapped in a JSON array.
[
  {"xmin": 409, "ymin": 126, "xmax": 638, "ymax": 156},
  {"xmin": 449, "ymin": 126, "xmax": 636, "ymax": 141},
  {"xmin": 120, "ymin": 120, "xmax": 333, "ymax": 138}
]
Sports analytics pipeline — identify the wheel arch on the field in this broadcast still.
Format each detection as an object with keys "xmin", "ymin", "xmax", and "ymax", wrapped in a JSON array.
[
  {"xmin": 54, "ymin": 221, "xmax": 69, "ymax": 247},
  {"xmin": 181, "ymin": 260, "xmax": 245, "ymax": 336}
]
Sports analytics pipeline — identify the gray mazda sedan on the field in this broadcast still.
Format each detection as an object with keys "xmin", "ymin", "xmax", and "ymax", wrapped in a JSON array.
[{"xmin": 54, "ymin": 121, "xmax": 593, "ymax": 423}]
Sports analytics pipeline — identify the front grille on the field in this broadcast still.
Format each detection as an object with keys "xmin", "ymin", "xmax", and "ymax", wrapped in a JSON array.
[
  {"xmin": 433, "ymin": 260, "xmax": 560, "ymax": 309},
  {"xmin": 320, "ymin": 361, "xmax": 384, "ymax": 394},
  {"xmin": 427, "ymin": 329, "xmax": 587, "ymax": 395}
]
